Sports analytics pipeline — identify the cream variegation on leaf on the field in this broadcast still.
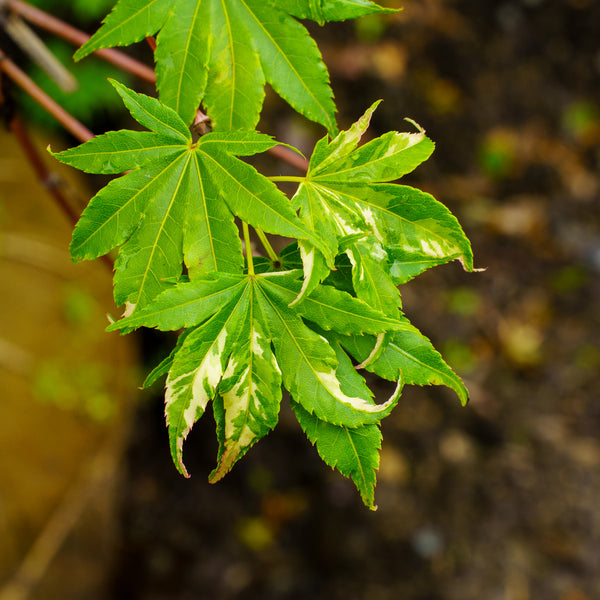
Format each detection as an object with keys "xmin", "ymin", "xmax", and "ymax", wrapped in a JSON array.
[{"xmin": 106, "ymin": 270, "xmax": 408, "ymax": 500}]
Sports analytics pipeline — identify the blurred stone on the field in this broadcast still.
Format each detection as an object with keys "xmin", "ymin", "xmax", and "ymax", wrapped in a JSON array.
[
  {"xmin": 411, "ymin": 527, "xmax": 444, "ymax": 559},
  {"xmin": 498, "ymin": 318, "xmax": 544, "ymax": 367},
  {"xmin": 378, "ymin": 446, "xmax": 410, "ymax": 484},
  {"xmin": 439, "ymin": 429, "xmax": 475, "ymax": 464}
]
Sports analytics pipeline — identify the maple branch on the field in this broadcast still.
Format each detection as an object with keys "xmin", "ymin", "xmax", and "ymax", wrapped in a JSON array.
[
  {"xmin": 243, "ymin": 223, "xmax": 254, "ymax": 276},
  {"xmin": 145, "ymin": 36, "xmax": 157, "ymax": 52},
  {"xmin": 255, "ymin": 228, "xmax": 279, "ymax": 264},
  {"xmin": 0, "ymin": 47, "xmax": 93, "ymax": 142},
  {"xmin": 7, "ymin": 111, "xmax": 114, "ymax": 271},
  {"xmin": 4, "ymin": 0, "xmax": 156, "ymax": 83},
  {"xmin": 269, "ymin": 175, "xmax": 306, "ymax": 183},
  {"xmin": 268, "ymin": 146, "xmax": 309, "ymax": 172}
]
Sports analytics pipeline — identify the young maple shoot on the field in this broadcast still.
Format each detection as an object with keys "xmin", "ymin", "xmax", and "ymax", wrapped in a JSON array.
[{"xmin": 52, "ymin": 0, "xmax": 475, "ymax": 509}]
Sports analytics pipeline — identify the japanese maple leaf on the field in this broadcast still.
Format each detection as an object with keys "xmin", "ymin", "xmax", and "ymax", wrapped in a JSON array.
[
  {"xmin": 74, "ymin": 0, "xmax": 394, "ymax": 130},
  {"xmin": 106, "ymin": 270, "xmax": 405, "ymax": 506},
  {"xmin": 51, "ymin": 80, "xmax": 327, "ymax": 311},
  {"xmin": 289, "ymin": 102, "xmax": 475, "ymax": 312},
  {"xmin": 329, "ymin": 323, "xmax": 469, "ymax": 407}
]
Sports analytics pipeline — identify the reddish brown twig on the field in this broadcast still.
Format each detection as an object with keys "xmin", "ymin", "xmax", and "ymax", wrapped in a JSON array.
[
  {"xmin": 269, "ymin": 145, "xmax": 309, "ymax": 172},
  {"xmin": 5, "ymin": 0, "xmax": 156, "ymax": 84},
  {"xmin": 7, "ymin": 113, "xmax": 114, "ymax": 271},
  {"xmin": 0, "ymin": 47, "xmax": 93, "ymax": 142},
  {"xmin": 9, "ymin": 113, "xmax": 79, "ymax": 224},
  {"xmin": 145, "ymin": 36, "xmax": 157, "ymax": 52}
]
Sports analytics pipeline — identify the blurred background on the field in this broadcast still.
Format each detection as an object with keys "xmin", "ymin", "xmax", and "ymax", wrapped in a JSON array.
[{"xmin": 0, "ymin": 0, "xmax": 598, "ymax": 598}]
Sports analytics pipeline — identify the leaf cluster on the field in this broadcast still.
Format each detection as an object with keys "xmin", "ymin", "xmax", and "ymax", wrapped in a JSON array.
[{"xmin": 52, "ymin": 0, "xmax": 475, "ymax": 509}]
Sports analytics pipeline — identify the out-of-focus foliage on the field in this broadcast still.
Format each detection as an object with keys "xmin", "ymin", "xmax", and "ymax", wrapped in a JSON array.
[
  {"xmin": 14, "ymin": 0, "xmax": 131, "ymax": 129},
  {"xmin": 18, "ymin": 40, "xmax": 131, "ymax": 128}
]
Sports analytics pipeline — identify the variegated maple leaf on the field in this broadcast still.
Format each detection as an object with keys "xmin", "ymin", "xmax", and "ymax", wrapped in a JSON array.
[
  {"xmin": 285, "ymin": 102, "xmax": 475, "ymax": 312},
  {"xmin": 107, "ymin": 269, "xmax": 405, "ymax": 506}
]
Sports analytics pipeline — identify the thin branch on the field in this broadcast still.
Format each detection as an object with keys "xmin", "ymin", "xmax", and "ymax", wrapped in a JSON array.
[
  {"xmin": 7, "ymin": 112, "xmax": 114, "ymax": 271},
  {"xmin": 5, "ymin": 0, "xmax": 156, "ymax": 84},
  {"xmin": 145, "ymin": 36, "xmax": 157, "ymax": 52},
  {"xmin": 269, "ymin": 145, "xmax": 309, "ymax": 172},
  {"xmin": 255, "ymin": 228, "xmax": 279, "ymax": 264},
  {"xmin": 0, "ymin": 48, "xmax": 93, "ymax": 142},
  {"xmin": 2, "ymin": 13, "xmax": 77, "ymax": 92},
  {"xmin": 243, "ymin": 223, "xmax": 254, "ymax": 276},
  {"xmin": 269, "ymin": 175, "xmax": 306, "ymax": 183}
]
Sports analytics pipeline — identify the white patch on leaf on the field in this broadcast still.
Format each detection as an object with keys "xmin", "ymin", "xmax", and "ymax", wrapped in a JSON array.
[
  {"xmin": 122, "ymin": 301, "xmax": 136, "ymax": 318},
  {"xmin": 210, "ymin": 367, "xmax": 259, "ymax": 483},
  {"xmin": 345, "ymin": 248, "xmax": 365, "ymax": 283},
  {"xmin": 165, "ymin": 327, "xmax": 229, "ymax": 476},
  {"xmin": 332, "ymin": 213, "xmax": 362, "ymax": 236},
  {"xmin": 359, "ymin": 206, "xmax": 381, "ymax": 238},
  {"xmin": 420, "ymin": 238, "xmax": 445, "ymax": 257},
  {"xmin": 291, "ymin": 245, "xmax": 315, "ymax": 306},
  {"xmin": 222, "ymin": 366, "xmax": 253, "ymax": 438},
  {"xmin": 371, "ymin": 241, "xmax": 387, "ymax": 261},
  {"xmin": 315, "ymin": 366, "xmax": 396, "ymax": 415}
]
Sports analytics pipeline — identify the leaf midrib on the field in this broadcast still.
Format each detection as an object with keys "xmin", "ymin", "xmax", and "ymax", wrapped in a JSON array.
[
  {"xmin": 172, "ymin": 0, "xmax": 204, "ymax": 117},
  {"xmin": 72, "ymin": 156, "xmax": 184, "ymax": 256},
  {"xmin": 219, "ymin": 0, "xmax": 237, "ymax": 130},
  {"xmin": 387, "ymin": 337, "xmax": 466, "ymax": 403},
  {"xmin": 80, "ymin": 0, "xmax": 166, "ymax": 52},
  {"xmin": 133, "ymin": 152, "xmax": 193, "ymax": 307},
  {"xmin": 264, "ymin": 278, "xmax": 398, "ymax": 331},
  {"xmin": 343, "ymin": 426, "xmax": 368, "ymax": 496},
  {"xmin": 117, "ymin": 278, "xmax": 247, "ymax": 329},
  {"xmin": 257, "ymin": 282, "xmax": 340, "ymax": 407}
]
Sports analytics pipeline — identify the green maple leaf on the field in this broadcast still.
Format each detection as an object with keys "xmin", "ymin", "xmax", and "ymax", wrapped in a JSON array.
[
  {"xmin": 293, "ymin": 401, "xmax": 383, "ymax": 510},
  {"xmin": 73, "ymin": 0, "xmax": 393, "ymax": 130},
  {"xmin": 278, "ymin": 0, "xmax": 396, "ymax": 25},
  {"xmin": 106, "ymin": 270, "xmax": 403, "ymax": 488},
  {"xmin": 51, "ymin": 81, "xmax": 327, "ymax": 311},
  {"xmin": 291, "ymin": 337, "xmax": 393, "ymax": 510},
  {"xmin": 289, "ymin": 102, "xmax": 474, "ymax": 310},
  {"xmin": 331, "ymin": 317, "xmax": 469, "ymax": 406},
  {"xmin": 49, "ymin": 0, "xmax": 477, "ymax": 512}
]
